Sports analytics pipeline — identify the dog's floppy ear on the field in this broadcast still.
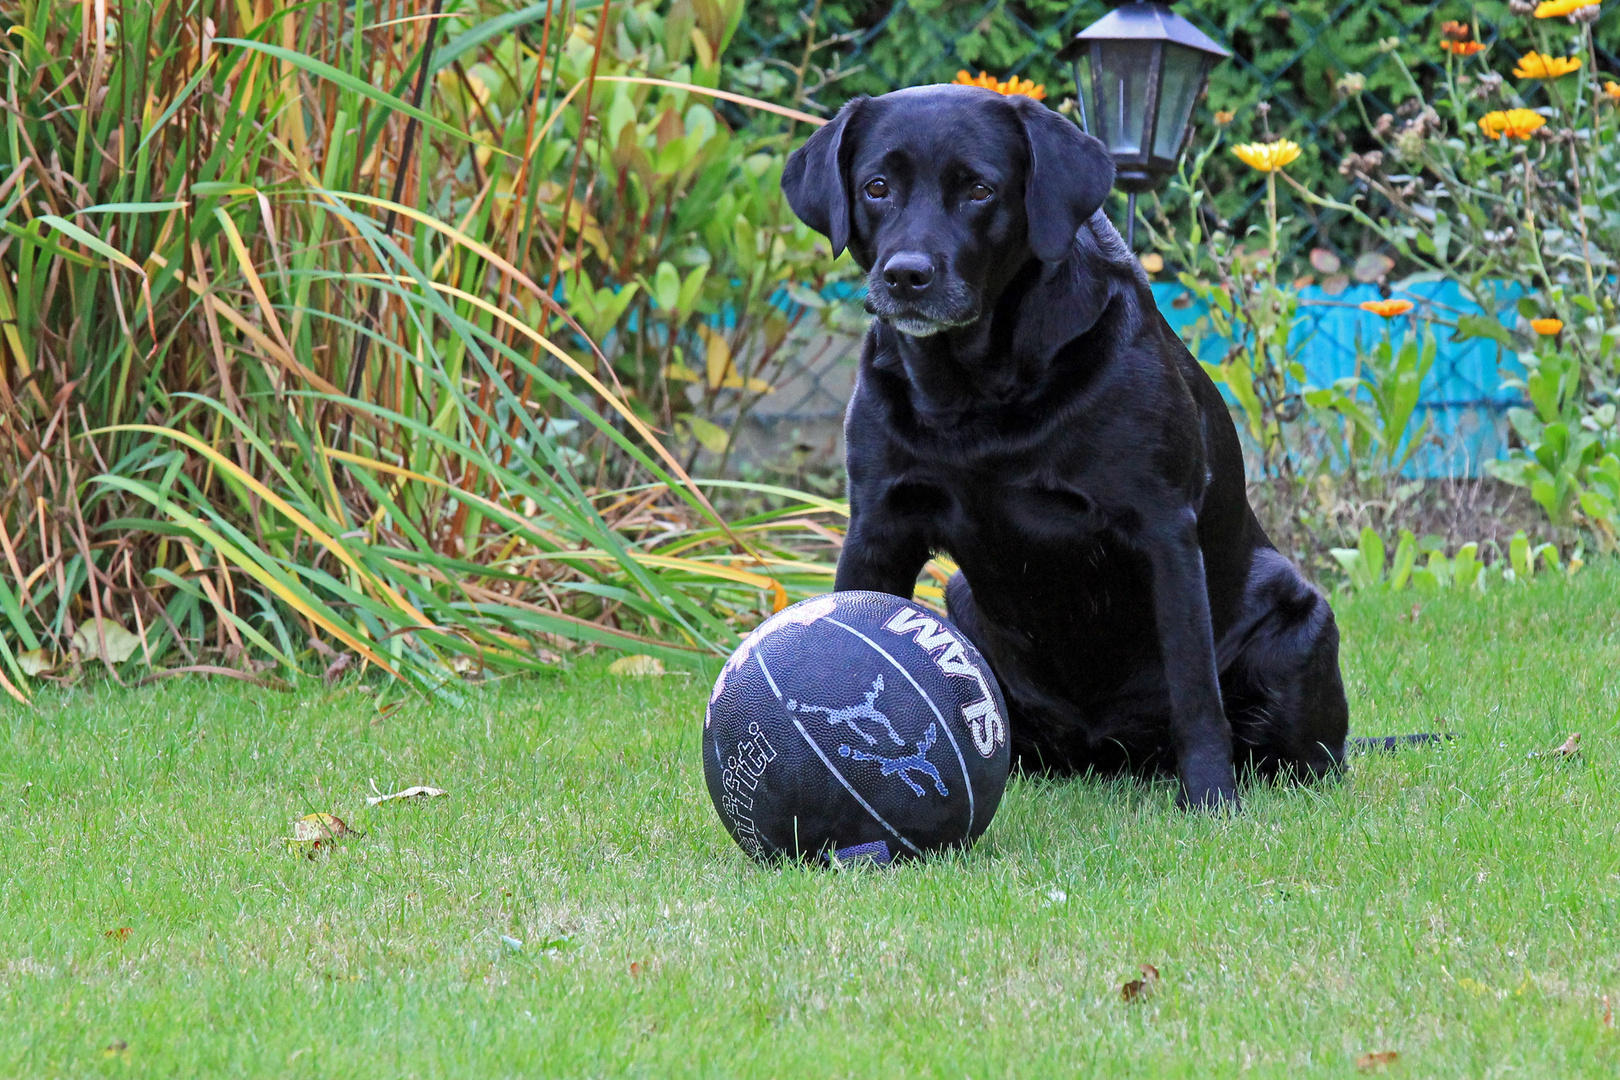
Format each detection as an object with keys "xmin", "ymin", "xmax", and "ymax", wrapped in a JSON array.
[
  {"xmin": 1011, "ymin": 96, "xmax": 1116, "ymax": 263},
  {"xmin": 781, "ymin": 97, "xmax": 867, "ymax": 259}
]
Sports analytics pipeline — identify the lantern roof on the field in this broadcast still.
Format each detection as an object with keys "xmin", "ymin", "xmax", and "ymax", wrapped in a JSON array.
[{"xmin": 1057, "ymin": 1, "xmax": 1230, "ymax": 62}]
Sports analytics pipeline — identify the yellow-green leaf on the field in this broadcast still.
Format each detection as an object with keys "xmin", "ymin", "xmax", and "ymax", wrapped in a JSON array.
[
  {"xmin": 70, "ymin": 620, "xmax": 142, "ymax": 664},
  {"xmin": 608, "ymin": 654, "xmax": 666, "ymax": 677},
  {"xmin": 18, "ymin": 648, "xmax": 55, "ymax": 676},
  {"xmin": 686, "ymin": 415, "xmax": 731, "ymax": 455}
]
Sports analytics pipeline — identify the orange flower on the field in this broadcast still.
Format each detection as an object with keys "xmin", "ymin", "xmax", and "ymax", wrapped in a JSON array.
[
  {"xmin": 1478, "ymin": 109, "xmax": 1548, "ymax": 139},
  {"xmin": 1440, "ymin": 20, "xmax": 1472, "ymax": 41},
  {"xmin": 1231, "ymin": 139, "xmax": 1302, "ymax": 172},
  {"xmin": 1213, "ymin": 109, "xmax": 1235, "ymax": 125},
  {"xmin": 953, "ymin": 70, "xmax": 1046, "ymax": 100},
  {"xmin": 1604, "ymin": 81, "xmax": 1620, "ymax": 101},
  {"xmin": 1513, "ymin": 51, "xmax": 1582, "ymax": 79},
  {"xmin": 1534, "ymin": 0, "xmax": 1599, "ymax": 17},
  {"xmin": 1360, "ymin": 299, "xmax": 1415, "ymax": 318},
  {"xmin": 1531, "ymin": 317, "xmax": 1564, "ymax": 335},
  {"xmin": 1441, "ymin": 40, "xmax": 1487, "ymax": 56}
]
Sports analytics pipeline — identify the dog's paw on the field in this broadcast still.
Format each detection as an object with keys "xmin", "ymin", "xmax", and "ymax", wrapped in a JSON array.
[{"xmin": 1176, "ymin": 784, "xmax": 1241, "ymax": 813}]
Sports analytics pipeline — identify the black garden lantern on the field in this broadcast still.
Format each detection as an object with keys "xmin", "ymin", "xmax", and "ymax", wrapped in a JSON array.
[{"xmin": 1058, "ymin": 0, "xmax": 1229, "ymax": 246}]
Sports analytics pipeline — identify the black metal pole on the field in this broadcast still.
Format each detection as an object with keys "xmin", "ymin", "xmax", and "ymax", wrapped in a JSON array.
[{"xmin": 1125, "ymin": 190, "xmax": 1137, "ymax": 250}]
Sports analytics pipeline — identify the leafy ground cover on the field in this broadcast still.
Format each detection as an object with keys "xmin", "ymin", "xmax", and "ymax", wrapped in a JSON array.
[{"xmin": 2, "ymin": 571, "xmax": 1618, "ymax": 1078}]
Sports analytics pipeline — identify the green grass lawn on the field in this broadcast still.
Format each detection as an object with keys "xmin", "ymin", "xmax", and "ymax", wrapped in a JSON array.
[{"xmin": 3, "ymin": 570, "xmax": 1618, "ymax": 1078}]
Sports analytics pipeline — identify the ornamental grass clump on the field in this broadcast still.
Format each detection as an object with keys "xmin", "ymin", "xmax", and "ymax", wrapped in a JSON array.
[{"xmin": 0, "ymin": 0, "xmax": 848, "ymax": 701}]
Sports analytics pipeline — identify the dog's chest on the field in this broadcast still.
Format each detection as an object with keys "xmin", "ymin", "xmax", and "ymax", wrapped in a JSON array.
[{"xmin": 901, "ymin": 467, "xmax": 1106, "ymax": 553}]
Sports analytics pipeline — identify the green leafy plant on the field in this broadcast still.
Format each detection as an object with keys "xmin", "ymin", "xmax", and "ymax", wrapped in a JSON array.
[
  {"xmin": 1306, "ymin": 314, "xmax": 1438, "ymax": 480},
  {"xmin": 1329, "ymin": 525, "xmax": 1576, "ymax": 594},
  {"xmin": 1276, "ymin": 4, "xmax": 1619, "ymax": 548}
]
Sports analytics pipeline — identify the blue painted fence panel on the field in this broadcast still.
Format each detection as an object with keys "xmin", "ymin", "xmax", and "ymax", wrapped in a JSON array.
[{"xmin": 1150, "ymin": 279, "xmax": 1526, "ymax": 477}]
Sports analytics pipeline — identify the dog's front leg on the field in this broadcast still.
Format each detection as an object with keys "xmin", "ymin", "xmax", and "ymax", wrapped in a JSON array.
[
  {"xmin": 1148, "ymin": 509, "xmax": 1240, "ymax": 811},
  {"xmin": 835, "ymin": 503, "xmax": 930, "ymax": 599}
]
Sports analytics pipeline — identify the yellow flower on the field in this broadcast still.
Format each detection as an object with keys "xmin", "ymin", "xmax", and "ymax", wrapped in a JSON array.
[
  {"xmin": 1360, "ymin": 299, "xmax": 1414, "ymax": 318},
  {"xmin": 1604, "ymin": 81, "xmax": 1620, "ymax": 101},
  {"xmin": 1531, "ymin": 317, "xmax": 1564, "ymax": 335},
  {"xmin": 1534, "ymin": 0, "xmax": 1599, "ymax": 17},
  {"xmin": 1478, "ymin": 108, "xmax": 1548, "ymax": 139},
  {"xmin": 1231, "ymin": 139, "xmax": 1302, "ymax": 172},
  {"xmin": 1512, "ymin": 51, "xmax": 1582, "ymax": 79},
  {"xmin": 952, "ymin": 70, "xmax": 1046, "ymax": 100}
]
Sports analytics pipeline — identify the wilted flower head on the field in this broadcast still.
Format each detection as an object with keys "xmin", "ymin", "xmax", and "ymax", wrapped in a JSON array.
[
  {"xmin": 1213, "ymin": 109, "xmax": 1235, "ymax": 125},
  {"xmin": 1231, "ymin": 139, "xmax": 1302, "ymax": 172},
  {"xmin": 953, "ymin": 70, "xmax": 1046, "ymax": 100},
  {"xmin": 1440, "ymin": 20, "xmax": 1473, "ymax": 40},
  {"xmin": 1474, "ymin": 71, "xmax": 1505, "ymax": 99},
  {"xmin": 1513, "ymin": 51, "xmax": 1582, "ymax": 79},
  {"xmin": 1478, "ymin": 108, "xmax": 1548, "ymax": 139},
  {"xmin": 1336, "ymin": 72, "xmax": 1367, "ymax": 96}
]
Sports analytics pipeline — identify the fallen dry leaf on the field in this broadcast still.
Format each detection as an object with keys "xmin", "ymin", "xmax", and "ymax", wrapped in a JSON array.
[
  {"xmin": 104, "ymin": 927, "xmax": 132, "ymax": 941},
  {"xmin": 608, "ymin": 654, "xmax": 665, "ymax": 678},
  {"xmin": 366, "ymin": 783, "xmax": 447, "ymax": 807},
  {"xmin": 630, "ymin": 962, "xmax": 644, "ymax": 978},
  {"xmin": 1356, "ymin": 1050, "xmax": 1399, "ymax": 1072},
  {"xmin": 1119, "ymin": 963, "xmax": 1161, "ymax": 1002},
  {"xmin": 1529, "ymin": 733, "xmax": 1582, "ymax": 761},
  {"xmin": 323, "ymin": 653, "xmax": 353, "ymax": 684},
  {"xmin": 291, "ymin": 812, "xmax": 356, "ymax": 841},
  {"xmin": 286, "ymin": 812, "xmax": 361, "ymax": 856}
]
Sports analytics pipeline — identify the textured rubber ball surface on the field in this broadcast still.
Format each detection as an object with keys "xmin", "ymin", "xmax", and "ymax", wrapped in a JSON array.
[{"xmin": 703, "ymin": 591, "xmax": 1010, "ymax": 864}]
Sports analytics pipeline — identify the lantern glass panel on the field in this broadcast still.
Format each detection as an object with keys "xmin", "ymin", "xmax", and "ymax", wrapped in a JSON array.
[
  {"xmin": 1073, "ymin": 54, "xmax": 1092, "ymax": 133},
  {"xmin": 1093, "ymin": 41, "xmax": 1155, "ymax": 155},
  {"xmin": 1151, "ymin": 45, "xmax": 1209, "ymax": 161}
]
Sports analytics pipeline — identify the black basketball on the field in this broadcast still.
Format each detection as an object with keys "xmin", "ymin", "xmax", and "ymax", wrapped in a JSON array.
[{"xmin": 703, "ymin": 591, "xmax": 1011, "ymax": 865}]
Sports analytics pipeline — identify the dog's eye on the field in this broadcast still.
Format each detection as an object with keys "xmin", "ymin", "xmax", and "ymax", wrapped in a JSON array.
[
  {"xmin": 864, "ymin": 179, "xmax": 889, "ymax": 199},
  {"xmin": 968, "ymin": 183, "xmax": 994, "ymax": 202}
]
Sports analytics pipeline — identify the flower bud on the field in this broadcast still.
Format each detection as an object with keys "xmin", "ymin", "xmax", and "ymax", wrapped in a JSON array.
[
  {"xmin": 1395, "ymin": 129, "xmax": 1426, "ymax": 160},
  {"xmin": 1336, "ymin": 72, "xmax": 1367, "ymax": 96}
]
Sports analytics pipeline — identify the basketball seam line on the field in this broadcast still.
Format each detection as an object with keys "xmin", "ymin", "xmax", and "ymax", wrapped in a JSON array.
[
  {"xmin": 754, "ymin": 649, "xmax": 924, "ymax": 858},
  {"xmin": 823, "ymin": 616, "xmax": 977, "ymax": 836}
]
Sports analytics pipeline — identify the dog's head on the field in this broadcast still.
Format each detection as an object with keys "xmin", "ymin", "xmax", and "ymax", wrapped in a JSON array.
[{"xmin": 781, "ymin": 85, "xmax": 1115, "ymax": 339}]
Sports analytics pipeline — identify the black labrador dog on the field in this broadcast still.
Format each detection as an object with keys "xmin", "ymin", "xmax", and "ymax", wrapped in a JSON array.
[{"xmin": 781, "ymin": 85, "xmax": 1349, "ymax": 810}]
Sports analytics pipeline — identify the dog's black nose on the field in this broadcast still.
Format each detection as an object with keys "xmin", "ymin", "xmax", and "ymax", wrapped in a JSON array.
[{"xmin": 881, "ymin": 252, "xmax": 935, "ymax": 294}]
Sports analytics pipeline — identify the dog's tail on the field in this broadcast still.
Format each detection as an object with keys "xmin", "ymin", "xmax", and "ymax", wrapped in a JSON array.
[{"xmin": 1349, "ymin": 733, "xmax": 1453, "ymax": 754}]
